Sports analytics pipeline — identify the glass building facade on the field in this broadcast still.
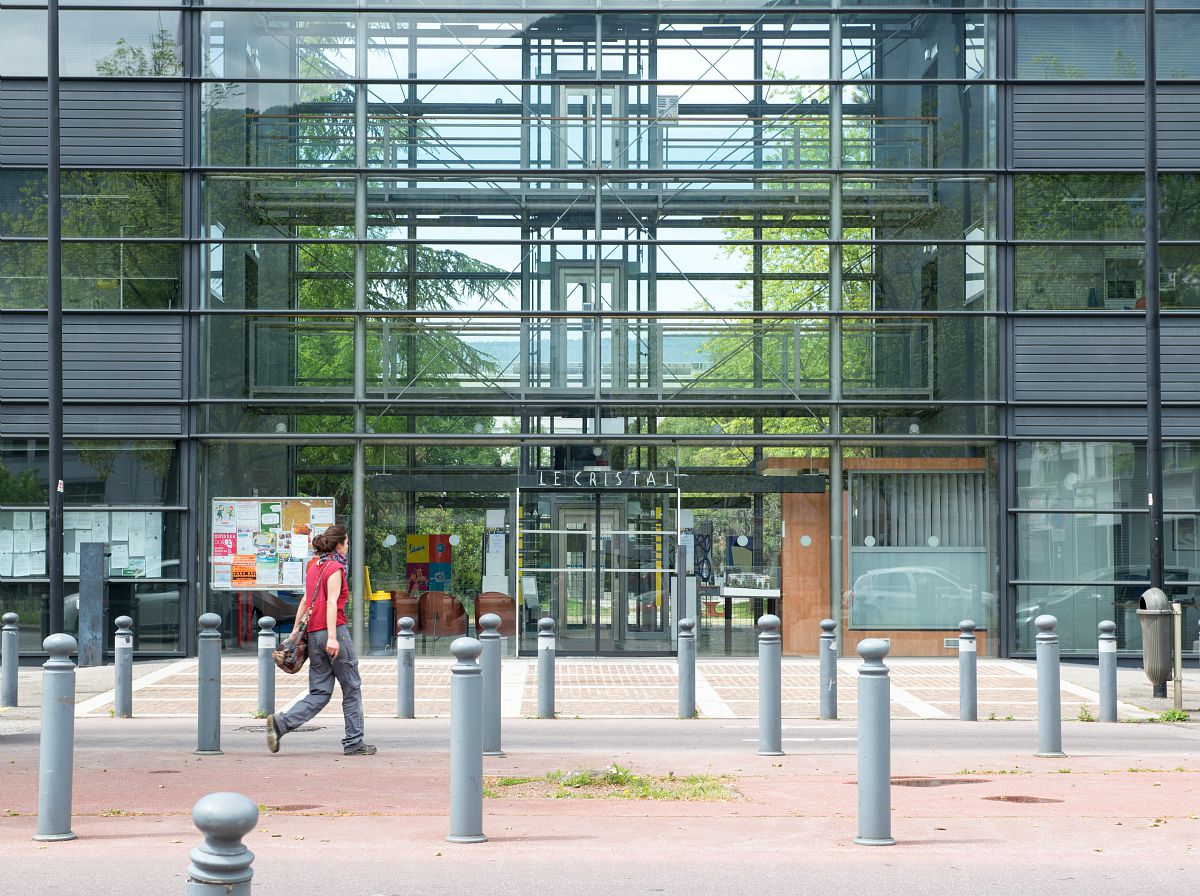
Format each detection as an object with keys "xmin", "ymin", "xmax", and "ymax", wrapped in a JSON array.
[{"xmin": 0, "ymin": 2, "xmax": 1198, "ymax": 659}]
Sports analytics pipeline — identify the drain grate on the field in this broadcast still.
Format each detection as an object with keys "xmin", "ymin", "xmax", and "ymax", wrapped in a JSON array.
[
  {"xmin": 262, "ymin": 804, "xmax": 320, "ymax": 812},
  {"xmin": 891, "ymin": 777, "xmax": 989, "ymax": 788},
  {"xmin": 983, "ymin": 795, "xmax": 1062, "ymax": 804},
  {"xmin": 147, "ymin": 770, "xmax": 181, "ymax": 775}
]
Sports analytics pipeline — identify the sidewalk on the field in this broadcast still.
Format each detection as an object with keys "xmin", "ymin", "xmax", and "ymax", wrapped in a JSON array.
[
  {"xmin": 0, "ymin": 716, "xmax": 1195, "ymax": 896},
  {"xmin": 2, "ymin": 657, "xmax": 1195, "ymax": 731}
]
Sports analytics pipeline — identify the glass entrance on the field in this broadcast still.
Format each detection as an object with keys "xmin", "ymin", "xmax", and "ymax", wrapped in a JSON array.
[{"xmin": 518, "ymin": 489, "xmax": 678, "ymax": 655}]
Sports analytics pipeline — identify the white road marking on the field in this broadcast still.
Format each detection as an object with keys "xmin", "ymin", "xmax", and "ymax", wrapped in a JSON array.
[
  {"xmin": 694, "ymin": 667, "xmax": 736, "ymax": 718},
  {"xmin": 75, "ymin": 658, "xmax": 197, "ymax": 717}
]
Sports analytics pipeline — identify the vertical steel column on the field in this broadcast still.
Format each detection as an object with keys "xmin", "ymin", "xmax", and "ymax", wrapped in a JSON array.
[
  {"xmin": 1034, "ymin": 615, "xmax": 1065, "ymax": 758},
  {"xmin": 447, "ymin": 637, "xmax": 487, "ymax": 844},
  {"xmin": 819, "ymin": 618, "xmax": 838, "ymax": 720},
  {"xmin": 1144, "ymin": 0, "xmax": 1164, "ymax": 594},
  {"xmin": 34, "ymin": 634, "xmax": 76, "ymax": 842},
  {"xmin": 1098, "ymin": 620, "xmax": 1118, "ymax": 723},
  {"xmin": 854, "ymin": 638, "xmax": 895, "ymax": 846},
  {"xmin": 959, "ymin": 619, "xmax": 978, "ymax": 721},
  {"xmin": 351, "ymin": 8, "xmax": 369, "ymax": 652},
  {"xmin": 828, "ymin": 11, "xmax": 845, "ymax": 655},
  {"xmin": 46, "ymin": 0, "xmax": 65, "ymax": 638},
  {"xmin": 114, "ymin": 616, "xmax": 134, "ymax": 719}
]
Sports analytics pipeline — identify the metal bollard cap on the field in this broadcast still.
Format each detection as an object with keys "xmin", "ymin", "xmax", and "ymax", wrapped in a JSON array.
[
  {"xmin": 115, "ymin": 616, "xmax": 134, "ymax": 633},
  {"xmin": 479, "ymin": 613, "xmax": 502, "ymax": 634},
  {"xmin": 678, "ymin": 617, "xmax": 695, "ymax": 634},
  {"xmin": 757, "ymin": 614, "xmax": 781, "ymax": 633},
  {"xmin": 857, "ymin": 637, "xmax": 891, "ymax": 663},
  {"xmin": 450, "ymin": 636, "xmax": 482, "ymax": 663},
  {"xmin": 398, "ymin": 616, "xmax": 415, "ymax": 634},
  {"xmin": 820, "ymin": 618, "xmax": 837, "ymax": 634},
  {"xmin": 43, "ymin": 633, "xmax": 78, "ymax": 658},
  {"xmin": 1098, "ymin": 619, "xmax": 1117, "ymax": 637},
  {"xmin": 538, "ymin": 617, "xmax": 556, "ymax": 635},
  {"xmin": 2, "ymin": 612, "xmax": 18, "ymax": 627},
  {"xmin": 258, "ymin": 616, "xmax": 276, "ymax": 633},
  {"xmin": 198, "ymin": 613, "xmax": 222, "ymax": 632},
  {"xmin": 959, "ymin": 619, "xmax": 977, "ymax": 634},
  {"xmin": 1035, "ymin": 614, "xmax": 1058, "ymax": 634},
  {"xmin": 188, "ymin": 792, "xmax": 258, "ymax": 886}
]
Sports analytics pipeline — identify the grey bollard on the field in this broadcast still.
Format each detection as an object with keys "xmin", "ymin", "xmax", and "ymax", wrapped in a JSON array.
[
  {"xmin": 1034, "ymin": 615, "xmax": 1065, "ymax": 758},
  {"xmin": 447, "ymin": 637, "xmax": 487, "ymax": 844},
  {"xmin": 1098, "ymin": 620, "xmax": 1118, "ymax": 723},
  {"xmin": 114, "ymin": 616, "xmax": 134, "ymax": 719},
  {"xmin": 819, "ymin": 618, "xmax": 837, "ymax": 720},
  {"xmin": 396, "ymin": 616, "xmax": 415, "ymax": 719},
  {"xmin": 479, "ymin": 613, "xmax": 505, "ymax": 757},
  {"xmin": 256, "ymin": 616, "xmax": 276, "ymax": 717},
  {"xmin": 196, "ymin": 613, "xmax": 223, "ymax": 756},
  {"xmin": 678, "ymin": 618, "xmax": 697, "ymax": 719},
  {"xmin": 187, "ymin": 792, "xmax": 259, "ymax": 895},
  {"xmin": 2, "ymin": 612, "xmax": 19, "ymax": 708},
  {"xmin": 854, "ymin": 638, "xmax": 895, "ymax": 847},
  {"xmin": 537, "ymin": 617, "xmax": 555, "ymax": 720},
  {"xmin": 34, "ymin": 634, "xmax": 78, "ymax": 842},
  {"xmin": 757, "ymin": 614, "xmax": 783, "ymax": 756},
  {"xmin": 959, "ymin": 619, "xmax": 978, "ymax": 722}
]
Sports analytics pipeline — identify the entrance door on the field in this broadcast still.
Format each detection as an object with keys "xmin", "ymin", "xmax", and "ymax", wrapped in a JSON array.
[{"xmin": 518, "ymin": 489, "xmax": 677, "ymax": 655}]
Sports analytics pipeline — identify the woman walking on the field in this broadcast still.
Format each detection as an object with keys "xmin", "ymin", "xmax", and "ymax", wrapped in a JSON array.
[{"xmin": 267, "ymin": 524, "xmax": 376, "ymax": 755}]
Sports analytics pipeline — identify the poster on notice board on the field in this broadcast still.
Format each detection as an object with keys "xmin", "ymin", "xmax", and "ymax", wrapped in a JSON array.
[{"xmin": 210, "ymin": 497, "xmax": 335, "ymax": 591}]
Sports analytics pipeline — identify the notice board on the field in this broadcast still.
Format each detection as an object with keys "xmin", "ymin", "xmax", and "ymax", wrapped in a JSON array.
[{"xmin": 210, "ymin": 497, "xmax": 336, "ymax": 591}]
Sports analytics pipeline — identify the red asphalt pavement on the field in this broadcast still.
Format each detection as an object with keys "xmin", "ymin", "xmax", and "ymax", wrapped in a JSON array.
[{"xmin": 0, "ymin": 716, "xmax": 1196, "ymax": 895}]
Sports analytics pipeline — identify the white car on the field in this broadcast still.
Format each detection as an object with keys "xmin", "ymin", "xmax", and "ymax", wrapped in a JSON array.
[{"xmin": 849, "ymin": 566, "xmax": 991, "ymax": 629}]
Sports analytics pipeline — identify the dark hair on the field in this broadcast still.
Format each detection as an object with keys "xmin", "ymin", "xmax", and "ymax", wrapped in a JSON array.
[{"xmin": 312, "ymin": 524, "xmax": 348, "ymax": 554}]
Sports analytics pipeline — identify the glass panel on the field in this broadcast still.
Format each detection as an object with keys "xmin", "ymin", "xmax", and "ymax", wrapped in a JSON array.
[
  {"xmin": 0, "ymin": 510, "xmax": 182, "ymax": 580},
  {"xmin": 204, "ymin": 243, "xmax": 355, "ymax": 310},
  {"xmin": 843, "ymin": 83, "xmax": 994, "ymax": 170},
  {"xmin": 201, "ymin": 315, "xmax": 355, "ymax": 398},
  {"xmin": 846, "ymin": 243, "xmax": 995, "ymax": 311},
  {"xmin": 1016, "ymin": 511, "xmax": 1150, "ymax": 582},
  {"xmin": 203, "ymin": 83, "xmax": 356, "ymax": 168},
  {"xmin": 0, "ymin": 10, "xmax": 182, "ymax": 78},
  {"xmin": 202, "ymin": 13, "xmax": 356, "ymax": 80},
  {"xmin": 1158, "ymin": 14, "xmax": 1200, "ymax": 78},
  {"xmin": 204, "ymin": 175, "xmax": 356, "ymax": 239},
  {"xmin": 840, "ymin": 406, "xmax": 998, "ymax": 436},
  {"xmin": 1, "ymin": 171, "xmax": 183, "ymax": 239},
  {"xmin": 1160, "ymin": 174, "xmax": 1200, "ymax": 241},
  {"xmin": 0, "ymin": 582, "xmax": 183, "ymax": 654},
  {"xmin": 1164, "ymin": 444, "xmax": 1200, "ymax": 510},
  {"xmin": 1015, "ymin": 442, "xmax": 1144, "ymax": 510},
  {"xmin": 1015, "ymin": 14, "xmax": 1145, "ymax": 79},
  {"xmin": 1015, "ymin": 586, "xmax": 1145, "ymax": 653},
  {"xmin": 848, "ymin": 554, "xmax": 992, "ymax": 629},
  {"xmin": 1015, "ymin": 245, "xmax": 1144, "ymax": 311},
  {"xmin": 842, "ymin": 14, "xmax": 994, "ymax": 80},
  {"xmin": 0, "ymin": 9, "xmax": 47, "ymax": 77},
  {"xmin": 1014, "ymin": 174, "xmax": 1144, "ymax": 241},
  {"xmin": 843, "ymin": 177, "xmax": 996, "ymax": 241},
  {"xmin": 842, "ymin": 316, "xmax": 996, "ymax": 401},
  {"xmin": 0, "ymin": 440, "xmax": 179, "ymax": 505}
]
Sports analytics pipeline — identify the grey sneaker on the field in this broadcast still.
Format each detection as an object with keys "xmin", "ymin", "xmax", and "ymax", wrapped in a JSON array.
[
  {"xmin": 344, "ymin": 742, "xmax": 377, "ymax": 756},
  {"xmin": 266, "ymin": 715, "xmax": 282, "ymax": 754}
]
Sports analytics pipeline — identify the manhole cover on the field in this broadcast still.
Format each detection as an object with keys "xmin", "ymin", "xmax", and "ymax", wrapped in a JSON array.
[
  {"xmin": 892, "ymin": 777, "xmax": 989, "ymax": 788},
  {"xmin": 983, "ymin": 795, "xmax": 1062, "ymax": 804},
  {"xmin": 148, "ymin": 770, "xmax": 181, "ymax": 775},
  {"xmin": 236, "ymin": 725, "xmax": 323, "ymax": 733},
  {"xmin": 262, "ymin": 804, "xmax": 320, "ymax": 812}
]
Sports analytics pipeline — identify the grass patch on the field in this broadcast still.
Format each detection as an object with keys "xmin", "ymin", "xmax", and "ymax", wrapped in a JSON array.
[
  {"xmin": 485, "ymin": 764, "xmax": 737, "ymax": 801},
  {"xmin": 1153, "ymin": 709, "xmax": 1191, "ymax": 723},
  {"xmin": 1077, "ymin": 706, "xmax": 1096, "ymax": 722}
]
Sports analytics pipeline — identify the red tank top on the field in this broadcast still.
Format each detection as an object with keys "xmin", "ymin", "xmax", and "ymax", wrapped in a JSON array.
[{"xmin": 305, "ymin": 557, "xmax": 348, "ymax": 633}]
